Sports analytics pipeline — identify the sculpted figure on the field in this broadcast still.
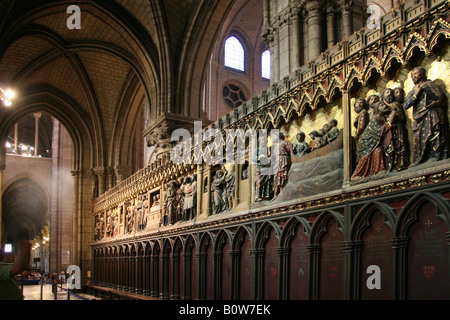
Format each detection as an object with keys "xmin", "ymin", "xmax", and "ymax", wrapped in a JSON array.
[
  {"xmin": 224, "ymin": 166, "xmax": 235, "ymax": 210},
  {"xmin": 95, "ymin": 215, "xmax": 104, "ymax": 240},
  {"xmin": 351, "ymin": 101, "xmax": 392, "ymax": 180},
  {"xmin": 136, "ymin": 197, "xmax": 147, "ymax": 231},
  {"xmin": 176, "ymin": 177, "xmax": 185, "ymax": 222},
  {"xmin": 212, "ymin": 170, "xmax": 226, "ymax": 214},
  {"xmin": 367, "ymin": 94, "xmax": 380, "ymax": 118},
  {"xmin": 404, "ymin": 66, "xmax": 448, "ymax": 166},
  {"xmin": 326, "ymin": 119, "xmax": 340, "ymax": 143},
  {"xmin": 111, "ymin": 210, "xmax": 117, "ymax": 237},
  {"xmin": 273, "ymin": 132, "xmax": 292, "ymax": 197},
  {"xmin": 394, "ymin": 87, "xmax": 404, "ymax": 103},
  {"xmin": 310, "ymin": 130, "xmax": 325, "ymax": 151},
  {"xmin": 125, "ymin": 206, "xmax": 134, "ymax": 234},
  {"xmin": 353, "ymin": 98, "xmax": 370, "ymax": 142},
  {"xmin": 190, "ymin": 174, "xmax": 197, "ymax": 219},
  {"xmin": 255, "ymin": 146, "xmax": 273, "ymax": 202},
  {"xmin": 162, "ymin": 183, "xmax": 169, "ymax": 225},
  {"xmin": 380, "ymin": 88, "xmax": 409, "ymax": 171},
  {"xmin": 167, "ymin": 180, "xmax": 179, "ymax": 225},
  {"xmin": 294, "ymin": 132, "xmax": 310, "ymax": 157},
  {"xmin": 106, "ymin": 210, "xmax": 114, "ymax": 237},
  {"xmin": 182, "ymin": 176, "xmax": 194, "ymax": 221}
]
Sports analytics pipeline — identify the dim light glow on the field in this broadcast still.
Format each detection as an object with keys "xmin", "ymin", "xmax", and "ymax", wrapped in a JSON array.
[{"xmin": 4, "ymin": 244, "xmax": 12, "ymax": 253}]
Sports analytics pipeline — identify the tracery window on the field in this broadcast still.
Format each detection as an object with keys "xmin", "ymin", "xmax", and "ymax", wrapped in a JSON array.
[
  {"xmin": 224, "ymin": 36, "xmax": 245, "ymax": 71},
  {"xmin": 223, "ymin": 83, "xmax": 246, "ymax": 109}
]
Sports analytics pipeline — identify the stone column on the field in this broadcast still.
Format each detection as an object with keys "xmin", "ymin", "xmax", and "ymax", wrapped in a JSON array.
[
  {"xmin": 107, "ymin": 167, "xmax": 115, "ymax": 190},
  {"xmin": 342, "ymin": 240, "xmax": 363, "ymax": 300},
  {"xmin": 33, "ymin": 112, "xmax": 41, "ymax": 156},
  {"xmin": 391, "ymin": 236, "xmax": 409, "ymax": 300},
  {"xmin": 230, "ymin": 250, "xmax": 240, "ymax": 300},
  {"xmin": 205, "ymin": 165, "xmax": 212, "ymax": 215},
  {"xmin": 136, "ymin": 255, "xmax": 143, "ymax": 295},
  {"xmin": 342, "ymin": 89, "xmax": 353, "ymax": 186},
  {"xmin": 342, "ymin": 2, "xmax": 353, "ymax": 38},
  {"xmin": 94, "ymin": 167, "xmax": 106, "ymax": 196},
  {"xmin": 263, "ymin": 0, "xmax": 270, "ymax": 27},
  {"xmin": 0, "ymin": 163, "xmax": 5, "ymax": 253},
  {"xmin": 289, "ymin": 12, "xmax": 301, "ymax": 73},
  {"xmin": 13, "ymin": 123, "xmax": 18, "ymax": 153},
  {"xmin": 272, "ymin": 32, "xmax": 280, "ymax": 83},
  {"xmin": 171, "ymin": 253, "xmax": 179, "ymax": 299},
  {"xmin": 306, "ymin": 1, "xmax": 323, "ymax": 60},
  {"xmin": 277, "ymin": 247, "xmax": 290, "ymax": 300},
  {"xmin": 327, "ymin": 7, "xmax": 336, "ymax": 49},
  {"xmin": 114, "ymin": 165, "xmax": 132, "ymax": 184},
  {"xmin": 71, "ymin": 169, "xmax": 81, "ymax": 268},
  {"xmin": 250, "ymin": 248, "xmax": 264, "ymax": 300},
  {"xmin": 307, "ymin": 244, "xmax": 321, "ymax": 300},
  {"xmin": 196, "ymin": 165, "xmax": 203, "ymax": 219}
]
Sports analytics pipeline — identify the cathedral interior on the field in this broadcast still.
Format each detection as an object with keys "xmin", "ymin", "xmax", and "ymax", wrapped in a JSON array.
[{"xmin": 0, "ymin": 0, "xmax": 449, "ymax": 300}]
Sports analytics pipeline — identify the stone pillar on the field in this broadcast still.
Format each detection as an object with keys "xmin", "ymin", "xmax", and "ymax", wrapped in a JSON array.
[
  {"xmin": 342, "ymin": 240, "xmax": 363, "ymax": 300},
  {"xmin": 289, "ymin": 12, "xmax": 301, "ymax": 73},
  {"xmin": 71, "ymin": 169, "xmax": 81, "ymax": 268},
  {"xmin": 0, "ymin": 163, "xmax": 5, "ymax": 249},
  {"xmin": 107, "ymin": 167, "xmax": 115, "ymax": 190},
  {"xmin": 196, "ymin": 165, "xmax": 203, "ymax": 219},
  {"xmin": 327, "ymin": 7, "xmax": 336, "ymax": 49},
  {"xmin": 250, "ymin": 248, "xmax": 264, "ymax": 300},
  {"xmin": 307, "ymin": 244, "xmax": 321, "ymax": 300},
  {"xmin": 272, "ymin": 32, "xmax": 280, "ymax": 83},
  {"xmin": 391, "ymin": 236, "xmax": 409, "ymax": 300},
  {"xmin": 94, "ymin": 167, "xmax": 106, "ymax": 196},
  {"xmin": 151, "ymin": 254, "xmax": 159, "ymax": 298},
  {"xmin": 171, "ymin": 253, "xmax": 179, "ymax": 299},
  {"xmin": 342, "ymin": 90, "xmax": 353, "ymax": 186},
  {"xmin": 114, "ymin": 165, "xmax": 131, "ymax": 184},
  {"xmin": 136, "ymin": 255, "xmax": 143, "ymax": 295},
  {"xmin": 263, "ymin": 0, "xmax": 270, "ymax": 27},
  {"xmin": 342, "ymin": 2, "xmax": 353, "ymax": 38},
  {"xmin": 306, "ymin": 1, "xmax": 323, "ymax": 60},
  {"xmin": 13, "ymin": 123, "xmax": 18, "ymax": 153},
  {"xmin": 33, "ymin": 112, "xmax": 41, "ymax": 156},
  {"xmin": 205, "ymin": 165, "xmax": 212, "ymax": 215}
]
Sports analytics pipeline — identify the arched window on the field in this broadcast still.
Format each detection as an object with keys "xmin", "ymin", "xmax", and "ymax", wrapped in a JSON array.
[
  {"xmin": 261, "ymin": 50, "xmax": 271, "ymax": 80},
  {"xmin": 224, "ymin": 36, "xmax": 245, "ymax": 71}
]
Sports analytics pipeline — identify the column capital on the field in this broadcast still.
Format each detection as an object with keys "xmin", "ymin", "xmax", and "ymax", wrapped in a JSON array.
[{"xmin": 33, "ymin": 112, "xmax": 42, "ymax": 119}]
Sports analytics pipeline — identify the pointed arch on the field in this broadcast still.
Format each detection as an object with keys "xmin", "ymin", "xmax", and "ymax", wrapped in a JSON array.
[
  {"xmin": 350, "ymin": 201, "xmax": 397, "ymax": 240},
  {"xmin": 394, "ymin": 192, "xmax": 450, "ymax": 237},
  {"xmin": 280, "ymin": 216, "xmax": 312, "ymax": 247},
  {"xmin": 310, "ymin": 210, "xmax": 345, "ymax": 245}
]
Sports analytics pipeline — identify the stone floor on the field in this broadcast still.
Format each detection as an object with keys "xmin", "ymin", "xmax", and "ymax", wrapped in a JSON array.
[{"xmin": 20, "ymin": 283, "xmax": 98, "ymax": 300}]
